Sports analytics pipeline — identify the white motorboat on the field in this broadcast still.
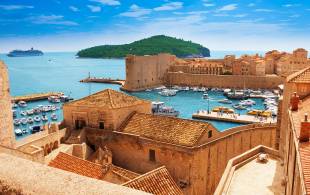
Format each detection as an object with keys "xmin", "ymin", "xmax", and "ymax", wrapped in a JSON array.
[
  {"xmin": 34, "ymin": 116, "xmax": 41, "ymax": 122},
  {"xmin": 20, "ymin": 111, "xmax": 27, "ymax": 116},
  {"xmin": 154, "ymin": 86, "xmax": 166, "ymax": 91},
  {"xmin": 20, "ymin": 118, "xmax": 27, "ymax": 125},
  {"xmin": 48, "ymin": 95, "xmax": 61, "ymax": 103},
  {"xmin": 14, "ymin": 119, "xmax": 21, "ymax": 126},
  {"xmin": 152, "ymin": 102, "xmax": 179, "ymax": 117},
  {"xmin": 51, "ymin": 113, "xmax": 57, "ymax": 120},
  {"xmin": 41, "ymin": 115, "xmax": 48, "ymax": 121},
  {"xmin": 158, "ymin": 89, "xmax": 177, "ymax": 96},
  {"xmin": 26, "ymin": 109, "xmax": 34, "ymax": 115},
  {"xmin": 12, "ymin": 110, "xmax": 17, "ymax": 118},
  {"xmin": 12, "ymin": 103, "xmax": 18, "ymax": 108},
  {"xmin": 218, "ymin": 99, "xmax": 232, "ymax": 104},
  {"xmin": 27, "ymin": 117, "xmax": 34, "ymax": 124},
  {"xmin": 15, "ymin": 129, "xmax": 23, "ymax": 136},
  {"xmin": 22, "ymin": 129, "xmax": 28, "ymax": 134},
  {"xmin": 18, "ymin": 101, "xmax": 27, "ymax": 107},
  {"xmin": 203, "ymin": 93, "xmax": 209, "ymax": 99},
  {"xmin": 233, "ymin": 104, "xmax": 247, "ymax": 110}
]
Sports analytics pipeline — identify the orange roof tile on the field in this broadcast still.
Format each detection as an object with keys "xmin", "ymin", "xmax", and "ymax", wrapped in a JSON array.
[
  {"xmin": 48, "ymin": 152, "xmax": 103, "ymax": 180},
  {"xmin": 64, "ymin": 89, "xmax": 150, "ymax": 108},
  {"xmin": 288, "ymin": 66, "xmax": 310, "ymax": 83},
  {"xmin": 120, "ymin": 113, "xmax": 214, "ymax": 147},
  {"xmin": 123, "ymin": 166, "xmax": 183, "ymax": 195}
]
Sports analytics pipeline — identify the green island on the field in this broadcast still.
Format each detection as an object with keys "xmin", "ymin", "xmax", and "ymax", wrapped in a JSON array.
[{"xmin": 77, "ymin": 35, "xmax": 210, "ymax": 58}]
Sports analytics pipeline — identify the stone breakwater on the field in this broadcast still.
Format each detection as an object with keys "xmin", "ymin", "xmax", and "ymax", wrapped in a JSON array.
[
  {"xmin": 80, "ymin": 77, "xmax": 125, "ymax": 86},
  {"xmin": 12, "ymin": 92, "xmax": 63, "ymax": 102}
]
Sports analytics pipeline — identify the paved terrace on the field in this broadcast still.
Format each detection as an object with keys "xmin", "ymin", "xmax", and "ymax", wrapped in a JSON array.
[
  {"xmin": 192, "ymin": 111, "xmax": 276, "ymax": 124},
  {"xmin": 227, "ymin": 157, "xmax": 284, "ymax": 195}
]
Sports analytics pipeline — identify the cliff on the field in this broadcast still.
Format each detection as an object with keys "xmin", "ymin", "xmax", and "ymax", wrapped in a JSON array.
[{"xmin": 77, "ymin": 35, "xmax": 210, "ymax": 58}]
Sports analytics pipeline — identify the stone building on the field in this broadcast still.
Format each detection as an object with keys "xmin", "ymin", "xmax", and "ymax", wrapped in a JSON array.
[
  {"xmin": 122, "ymin": 53, "xmax": 176, "ymax": 91},
  {"xmin": 63, "ymin": 89, "xmax": 151, "ymax": 131},
  {"xmin": 0, "ymin": 61, "xmax": 15, "ymax": 148}
]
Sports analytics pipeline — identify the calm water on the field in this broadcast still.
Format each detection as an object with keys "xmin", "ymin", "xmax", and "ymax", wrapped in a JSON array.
[{"xmin": 0, "ymin": 51, "xmax": 265, "ymax": 139}]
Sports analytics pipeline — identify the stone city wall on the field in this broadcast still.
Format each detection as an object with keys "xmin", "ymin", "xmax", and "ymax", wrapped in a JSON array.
[
  {"xmin": 167, "ymin": 72, "xmax": 284, "ymax": 89},
  {"xmin": 190, "ymin": 124, "xmax": 277, "ymax": 194}
]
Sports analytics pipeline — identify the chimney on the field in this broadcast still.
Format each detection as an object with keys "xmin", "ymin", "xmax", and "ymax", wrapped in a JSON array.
[
  {"xmin": 290, "ymin": 92, "xmax": 300, "ymax": 111},
  {"xmin": 300, "ymin": 113, "xmax": 310, "ymax": 142}
]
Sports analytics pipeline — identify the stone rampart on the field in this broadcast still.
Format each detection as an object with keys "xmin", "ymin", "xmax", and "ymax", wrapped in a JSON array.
[{"xmin": 167, "ymin": 72, "xmax": 284, "ymax": 89}]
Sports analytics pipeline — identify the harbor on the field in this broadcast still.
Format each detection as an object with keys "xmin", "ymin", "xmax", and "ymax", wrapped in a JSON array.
[
  {"xmin": 13, "ymin": 92, "xmax": 64, "ymax": 102},
  {"xmin": 192, "ymin": 111, "xmax": 276, "ymax": 124}
]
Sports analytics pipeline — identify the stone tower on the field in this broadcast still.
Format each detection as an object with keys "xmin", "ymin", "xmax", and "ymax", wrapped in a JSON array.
[{"xmin": 0, "ymin": 61, "xmax": 15, "ymax": 148}]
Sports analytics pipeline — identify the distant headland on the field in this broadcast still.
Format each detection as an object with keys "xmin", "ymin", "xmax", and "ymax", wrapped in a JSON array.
[
  {"xmin": 7, "ymin": 48, "xmax": 44, "ymax": 57},
  {"xmin": 77, "ymin": 35, "xmax": 210, "ymax": 58}
]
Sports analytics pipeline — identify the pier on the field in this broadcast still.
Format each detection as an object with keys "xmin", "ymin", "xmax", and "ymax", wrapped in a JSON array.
[
  {"xmin": 192, "ymin": 111, "xmax": 276, "ymax": 124},
  {"xmin": 13, "ymin": 92, "xmax": 63, "ymax": 102},
  {"xmin": 80, "ymin": 77, "xmax": 125, "ymax": 86}
]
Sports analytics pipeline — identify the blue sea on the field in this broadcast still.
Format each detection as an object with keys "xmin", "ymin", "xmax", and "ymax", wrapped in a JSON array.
[{"xmin": 0, "ymin": 51, "xmax": 265, "ymax": 139}]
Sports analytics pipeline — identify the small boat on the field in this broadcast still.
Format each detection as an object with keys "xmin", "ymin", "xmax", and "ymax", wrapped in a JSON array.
[
  {"xmin": 154, "ymin": 86, "xmax": 166, "ymax": 91},
  {"xmin": 41, "ymin": 115, "xmax": 48, "ymax": 121},
  {"xmin": 15, "ymin": 129, "xmax": 23, "ymax": 136},
  {"xmin": 20, "ymin": 118, "xmax": 27, "ymax": 125},
  {"xmin": 212, "ymin": 107, "xmax": 234, "ymax": 114},
  {"xmin": 218, "ymin": 99, "xmax": 232, "ymax": 104},
  {"xmin": 158, "ymin": 89, "xmax": 177, "ymax": 97},
  {"xmin": 12, "ymin": 103, "xmax": 18, "ymax": 108},
  {"xmin": 31, "ymin": 125, "xmax": 41, "ymax": 133},
  {"xmin": 27, "ymin": 117, "xmax": 34, "ymax": 124},
  {"xmin": 145, "ymin": 89, "xmax": 152, "ymax": 92},
  {"xmin": 26, "ymin": 109, "xmax": 34, "ymax": 115},
  {"xmin": 223, "ymin": 89, "xmax": 231, "ymax": 95},
  {"xmin": 12, "ymin": 110, "xmax": 17, "ymax": 118},
  {"xmin": 233, "ymin": 104, "xmax": 247, "ymax": 110},
  {"xmin": 33, "ymin": 107, "xmax": 41, "ymax": 114},
  {"xmin": 14, "ymin": 119, "xmax": 21, "ymax": 126},
  {"xmin": 51, "ymin": 105, "xmax": 57, "ymax": 111},
  {"xmin": 152, "ymin": 102, "xmax": 180, "ymax": 117},
  {"xmin": 34, "ymin": 116, "xmax": 41, "ymax": 122},
  {"xmin": 247, "ymin": 110, "xmax": 272, "ymax": 117},
  {"xmin": 48, "ymin": 95, "xmax": 60, "ymax": 103},
  {"xmin": 22, "ymin": 129, "xmax": 28, "ymax": 134},
  {"xmin": 18, "ymin": 101, "xmax": 27, "ymax": 107},
  {"xmin": 20, "ymin": 111, "xmax": 27, "ymax": 116},
  {"xmin": 51, "ymin": 113, "xmax": 57, "ymax": 120},
  {"xmin": 203, "ymin": 93, "xmax": 208, "ymax": 99}
]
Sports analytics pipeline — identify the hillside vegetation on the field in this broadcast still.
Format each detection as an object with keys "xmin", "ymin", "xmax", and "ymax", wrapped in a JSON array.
[{"xmin": 77, "ymin": 35, "xmax": 210, "ymax": 58}]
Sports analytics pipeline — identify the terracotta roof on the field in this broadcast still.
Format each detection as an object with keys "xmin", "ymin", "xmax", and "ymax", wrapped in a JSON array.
[
  {"xmin": 48, "ymin": 152, "xmax": 103, "ymax": 179},
  {"xmin": 290, "ymin": 96, "xmax": 310, "ymax": 194},
  {"xmin": 112, "ymin": 165, "xmax": 141, "ymax": 181},
  {"xmin": 120, "ymin": 113, "xmax": 213, "ymax": 147},
  {"xmin": 288, "ymin": 66, "xmax": 310, "ymax": 83},
  {"xmin": 64, "ymin": 89, "xmax": 149, "ymax": 108},
  {"xmin": 123, "ymin": 166, "xmax": 183, "ymax": 195}
]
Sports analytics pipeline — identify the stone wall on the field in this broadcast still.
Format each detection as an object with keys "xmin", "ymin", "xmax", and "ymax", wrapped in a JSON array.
[
  {"xmin": 0, "ymin": 61, "xmax": 15, "ymax": 148},
  {"xmin": 0, "ymin": 153, "xmax": 148, "ymax": 195},
  {"xmin": 86, "ymin": 124, "xmax": 276, "ymax": 195},
  {"xmin": 167, "ymin": 72, "xmax": 284, "ymax": 89}
]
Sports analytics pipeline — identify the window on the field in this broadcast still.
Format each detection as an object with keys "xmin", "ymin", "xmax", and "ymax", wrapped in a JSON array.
[
  {"xmin": 149, "ymin": 149, "xmax": 156, "ymax": 162},
  {"xmin": 99, "ymin": 121, "xmax": 104, "ymax": 129},
  {"xmin": 208, "ymin": 130, "xmax": 212, "ymax": 138}
]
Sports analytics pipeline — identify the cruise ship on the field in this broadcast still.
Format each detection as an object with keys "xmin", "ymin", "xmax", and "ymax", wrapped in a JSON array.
[{"xmin": 7, "ymin": 48, "xmax": 44, "ymax": 57}]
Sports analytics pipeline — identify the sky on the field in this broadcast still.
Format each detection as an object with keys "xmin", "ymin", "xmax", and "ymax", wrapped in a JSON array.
[{"xmin": 0, "ymin": 0, "xmax": 310, "ymax": 53}]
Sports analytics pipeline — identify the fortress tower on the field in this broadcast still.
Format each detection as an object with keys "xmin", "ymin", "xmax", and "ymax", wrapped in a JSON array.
[{"xmin": 0, "ymin": 61, "xmax": 15, "ymax": 148}]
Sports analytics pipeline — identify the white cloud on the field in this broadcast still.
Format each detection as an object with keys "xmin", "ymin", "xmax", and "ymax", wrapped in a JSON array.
[
  {"xmin": 204, "ymin": 3, "xmax": 215, "ymax": 7},
  {"xmin": 234, "ymin": 14, "xmax": 247, "ymax": 18},
  {"xmin": 255, "ymin": 9, "xmax": 273, "ymax": 12},
  {"xmin": 0, "ymin": 5, "xmax": 33, "ymax": 10},
  {"xmin": 29, "ymin": 15, "xmax": 78, "ymax": 26},
  {"xmin": 154, "ymin": 2, "xmax": 183, "ymax": 11},
  {"xmin": 217, "ymin": 4, "xmax": 237, "ymax": 11},
  {"xmin": 283, "ymin": 4, "xmax": 300, "ymax": 8},
  {"xmin": 88, "ymin": 5, "xmax": 101, "ymax": 12},
  {"xmin": 120, "ymin": 4, "xmax": 151, "ymax": 17},
  {"xmin": 69, "ymin": 6, "xmax": 79, "ymax": 12},
  {"xmin": 90, "ymin": 0, "xmax": 120, "ymax": 6},
  {"xmin": 290, "ymin": 14, "xmax": 300, "ymax": 18},
  {"xmin": 248, "ymin": 3, "xmax": 255, "ymax": 7}
]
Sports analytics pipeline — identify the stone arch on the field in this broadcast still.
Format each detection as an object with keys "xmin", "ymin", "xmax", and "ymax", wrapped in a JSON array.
[
  {"xmin": 45, "ymin": 143, "xmax": 51, "ymax": 154},
  {"xmin": 53, "ymin": 141, "xmax": 59, "ymax": 150}
]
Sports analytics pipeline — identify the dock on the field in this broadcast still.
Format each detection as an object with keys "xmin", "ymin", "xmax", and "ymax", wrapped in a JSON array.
[
  {"xmin": 13, "ymin": 92, "xmax": 63, "ymax": 102},
  {"xmin": 192, "ymin": 111, "xmax": 276, "ymax": 124},
  {"xmin": 80, "ymin": 77, "xmax": 125, "ymax": 86}
]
